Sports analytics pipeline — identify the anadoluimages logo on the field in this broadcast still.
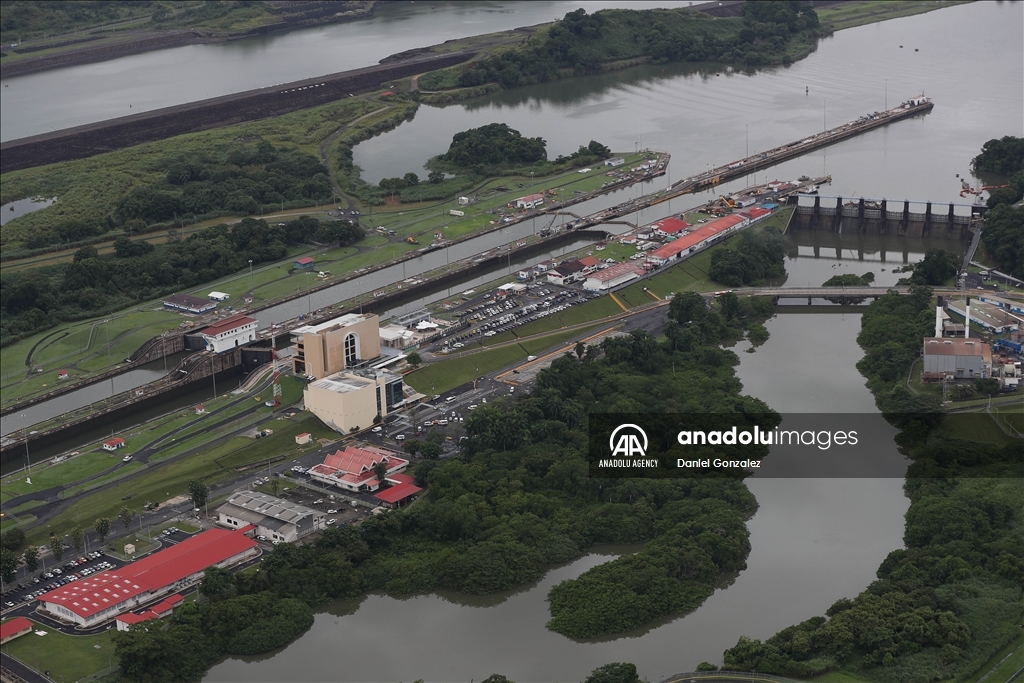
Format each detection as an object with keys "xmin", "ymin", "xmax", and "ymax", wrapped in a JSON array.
[
  {"xmin": 599, "ymin": 423, "xmax": 658, "ymax": 468},
  {"xmin": 609, "ymin": 423, "xmax": 648, "ymax": 457}
]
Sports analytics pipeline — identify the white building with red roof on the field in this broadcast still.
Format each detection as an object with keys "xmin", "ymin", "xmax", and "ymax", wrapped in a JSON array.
[
  {"xmin": 514, "ymin": 193, "xmax": 545, "ymax": 210},
  {"xmin": 308, "ymin": 445, "xmax": 409, "ymax": 493},
  {"xmin": 38, "ymin": 527, "xmax": 257, "ymax": 628},
  {"xmin": 650, "ymin": 216, "xmax": 689, "ymax": 238},
  {"xmin": 583, "ymin": 262, "xmax": 646, "ymax": 292},
  {"xmin": 102, "ymin": 438, "xmax": 125, "ymax": 451},
  {"xmin": 199, "ymin": 314, "xmax": 258, "ymax": 353},
  {"xmin": 646, "ymin": 214, "xmax": 748, "ymax": 267}
]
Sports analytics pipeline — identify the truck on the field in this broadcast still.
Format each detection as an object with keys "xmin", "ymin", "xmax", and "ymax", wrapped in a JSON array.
[
  {"xmin": 449, "ymin": 209, "xmax": 465, "ymax": 217},
  {"xmin": 406, "ymin": 237, "xmax": 419, "ymax": 245}
]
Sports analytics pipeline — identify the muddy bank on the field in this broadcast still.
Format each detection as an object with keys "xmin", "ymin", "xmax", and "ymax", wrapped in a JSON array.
[{"xmin": 0, "ymin": 51, "xmax": 471, "ymax": 173}]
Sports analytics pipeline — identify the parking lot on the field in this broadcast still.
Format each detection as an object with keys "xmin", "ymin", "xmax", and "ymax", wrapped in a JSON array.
[
  {"xmin": 431, "ymin": 283, "xmax": 596, "ymax": 351},
  {"xmin": 1, "ymin": 550, "xmax": 127, "ymax": 614}
]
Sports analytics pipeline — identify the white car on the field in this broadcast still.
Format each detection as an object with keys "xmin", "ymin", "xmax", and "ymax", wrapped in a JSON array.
[
  {"xmin": 371, "ymin": 426, "xmax": 382, "ymax": 433},
  {"xmin": 327, "ymin": 509, "xmax": 338, "ymax": 514},
  {"xmin": 395, "ymin": 434, "xmax": 406, "ymax": 441},
  {"xmin": 483, "ymin": 331, "xmax": 496, "ymax": 337}
]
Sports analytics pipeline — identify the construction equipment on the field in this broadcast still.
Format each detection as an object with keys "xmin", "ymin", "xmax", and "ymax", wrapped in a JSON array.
[{"xmin": 406, "ymin": 236, "xmax": 419, "ymax": 245}]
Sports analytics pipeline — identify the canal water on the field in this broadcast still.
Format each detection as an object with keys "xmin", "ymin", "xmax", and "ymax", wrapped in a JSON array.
[
  {"xmin": 0, "ymin": 1, "xmax": 697, "ymax": 141},
  {"xmin": 202, "ymin": 262, "xmax": 909, "ymax": 683},
  {"xmin": 2, "ymin": 4, "xmax": 1018, "ymax": 679}
]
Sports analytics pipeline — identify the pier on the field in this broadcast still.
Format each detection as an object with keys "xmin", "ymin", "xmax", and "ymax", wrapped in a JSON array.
[{"xmin": 667, "ymin": 95, "xmax": 935, "ymax": 195}]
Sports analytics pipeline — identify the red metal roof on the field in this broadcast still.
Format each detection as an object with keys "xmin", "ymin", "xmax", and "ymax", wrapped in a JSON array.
[
  {"xmin": 650, "ymin": 217, "xmax": 689, "ymax": 234},
  {"xmin": 201, "ymin": 315, "xmax": 256, "ymax": 337},
  {"xmin": 577, "ymin": 255, "xmax": 601, "ymax": 268},
  {"xmin": 649, "ymin": 214, "xmax": 745, "ymax": 260},
  {"xmin": 294, "ymin": 257, "xmax": 315, "ymax": 265},
  {"xmin": 104, "ymin": 438, "xmax": 124, "ymax": 447},
  {"xmin": 374, "ymin": 481, "xmax": 422, "ymax": 504},
  {"xmin": 387, "ymin": 472, "xmax": 415, "ymax": 485},
  {"xmin": 116, "ymin": 612, "xmax": 157, "ymax": 625},
  {"xmin": 588, "ymin": 261, "xmax": 645, "ymax": 282},
  {"xmin": 0, "ymin": 616, "xmax": 33, "ymax": 640},
  {"xmin": 39, "ymin": 528, "xmax": 256, "ymax": 619}
]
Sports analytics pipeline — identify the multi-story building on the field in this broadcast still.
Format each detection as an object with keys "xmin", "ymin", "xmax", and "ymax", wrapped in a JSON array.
[
  {"xmin": 304, "ymin": 368, "xmax": 404, "ymax": 433},
  {"xmin": 291, "ymin": 313, "xmax": 380, "ymax": 379}
]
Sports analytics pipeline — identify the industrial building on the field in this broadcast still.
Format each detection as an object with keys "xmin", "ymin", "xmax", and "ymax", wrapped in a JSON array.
[
  {"xmin": 604, "ymin": 157, "xmax": 625, "ymax": 167},
  {"xmin": 291, "ymin": 313, "xmax": 381, "ymax": 379},
  {"xmin": 646, "ymin": 214, "xmax": 749, "ymax": 266},
  {"xmin": 946, "ymin": 299, "xmax": 1020, "ymax": 334},
  {"xmin": 514, "ymin": 193, "xmax": 544, "ymax": 210},
  {"xmin": 583, "ymin": 262, "xmax": 645, "ymax": 292},
  {"xmin": 163, "ymin": 293, "xmax": 217, "ymax": 315},
  {"xmin": 217, "ymin": 491, "xmax": 325, "ymax": 543},
  {"xmin": 37, "ymin": 527, "xmax": 258, "ymax": 628},
  {"xmin": 208, "ymin": 291, "xmax": 230, "ymax": 302},
  {"xmin": 308, "ymin": 445, "xmax": 409, "ymax": 493},
  {"xmin": 293, "ymin": 256, "xmax": 315, "ymax": 270},
  {"xmin": 199, "ymin": 315, "xmax": 259, "ymax": 353},
  {"xmin": 303, "ymin": 368, "xmax": 404, "ymax": 433},
  {"xmin": 921, "ymin": 338, "xmax": 991, "ymax": 380}
]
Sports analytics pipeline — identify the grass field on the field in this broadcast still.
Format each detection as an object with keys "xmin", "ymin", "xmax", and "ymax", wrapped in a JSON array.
[
  {"xmin": 0, "ymin": 308, "xmax": 182, "ymax": 406},
  {"xmin": 969, "ymin": 631, "xmax": 1024, "ymax": 683},
  {"xmin": 1, "ymin": 619, "xmax": 116, "ymax": 682},
  {"xmin": 23, "ymin": 409, "xmax": 327, "ymax": 545},
  {"xmin": 60, "ymin": 461, "xmax": 145, "ymax": 499},
  {"xmin": 816, "ymin": 0, "xmax": 972, "ymax": 31},
  {"xmin": 405, "ymin": 325, "xmax": 600, "ymax": 394},
  {"xmin": 1, "ymin": 451, "xmax": 120, "ymax": 501}
]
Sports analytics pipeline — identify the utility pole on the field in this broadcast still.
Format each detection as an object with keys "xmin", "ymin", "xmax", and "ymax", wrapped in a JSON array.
[{"xmin": 248, "ymin": 259, "xmax": 254, "ymax": 295}]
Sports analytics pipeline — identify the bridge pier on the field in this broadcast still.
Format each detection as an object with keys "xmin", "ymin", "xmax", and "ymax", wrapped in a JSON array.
[
  {"xmin": 880, "ymin": 199, "xmax": 888, "ymax": 234},
  {"xmin": 901, "ymin": 200, "xmax": 910, "ymax": 235},
  {"xmin": 924, "ymin": 202, "xmax": 932, "ymax": 236}
]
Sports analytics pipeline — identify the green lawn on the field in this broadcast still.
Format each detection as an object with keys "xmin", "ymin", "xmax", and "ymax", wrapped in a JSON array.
[
  {"xmin": 60, "ymin": 462, "xmax": 145, "ymax": 499},
  {"xmin": 969, "ymin": 631, "xmax": 1024, "ymax": 683},
  {"xmin": 406, "ymin": 326, "xmax": 600, "ymax": 394},
  {"xmin": 0, "ymin": 619, "xmax": 116, "ymax": 682},
  {"xmin": 1, "ymin": 451, "xmax": 121, "ymax": 500},
  {"xmin": 0, "ymin": 309, "xmax": 182, "ymax": 406},
  {"xmin": 25, "ymin": 414, "xmax": 326, "ymax": 545},
  {"xmin": 811, "ymin": 671, "xmax": 880, "ymax": 683}
]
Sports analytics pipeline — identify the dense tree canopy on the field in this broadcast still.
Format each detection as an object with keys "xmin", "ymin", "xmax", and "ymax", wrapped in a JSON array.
[
  {"xmin": 435, "ymin": 123, "xmax": 548, "ymax": 170},
  {"xmin": 707, "ymin": 228, "xmax": 787, "ymax": 287},
  {"xmin": 971, "ymin": 136, "xmax": 1024, "ymax": 177},
  {"xmin": 0, "ymin": 215, "xmax": 362, "ymax": 346},
  {"xmin": 451, "ymin": 3, "xmax": 822, "ymax": 91}
]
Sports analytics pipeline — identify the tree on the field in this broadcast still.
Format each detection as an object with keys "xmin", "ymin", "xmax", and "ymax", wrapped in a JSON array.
[
  {"xmin": 575, "ymin": 341, "xmax": 585, "ymax": 359},
  {"xmin": 270, "ymin": 478, "xmax": 280, "ymax": 496},
  {"xmin": 695, "ymin": 662, "xmax": 719, "ymax": 672},
  {"xmin": 428, "ymin": 170, "xmax": 446, "ymax": 184},
  {"xmin": 0, "ymin": 548, "xmax": 17, "ymax": 584},
  {"xmin": 71, "ymin": 526, "xmax": 85, "ymax": 553},
  {"xmin": 23, "ymin": 545, "xmax": 39, "ymax": 573},
  {"xmin": 200, "ymin": 566, "xmax": 236, "ymax": 602},
  {"xmin": 94, "ymin": 517, "xmax": 112, "ymax": 543},
  {"xmin": 403, "ymin": 172, "xmax": 420, "ymax": 186},
  {"xmin": 420, "ymin": 441, "xmax": 442, "ymax": 460},
  {"xmin": 119, "ymin": 505, "xmax": 134, "ymax": 531},
  {"xmin": 0, "ymin": 528, "xmax": 25, "ymax": 552},
  {"xmin": 583, "ymin": 662, "xmax": 640, "ymax": 683},
  {"xmin": 374, "ymin": 460, "xmax": 388, "ymax": 485},
  {"xmin": 406, "ymin": 352, "xmax": 423, "ymax": 368},
  {"xmin": 188, "ymin": 479, "xmax": 208, "ymax": 511},
  {"xmin": 404, "ymin": 438, "xmax": 423, "ymax": 456},
  {"xmin": 48, "ymin": 535, "xmax": 64, "ymax": 563}
]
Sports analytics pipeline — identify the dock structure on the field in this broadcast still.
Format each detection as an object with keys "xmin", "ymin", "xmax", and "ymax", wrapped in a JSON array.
[
  {"xmin": 786, "ymin": 194, "xmax": 985, "ymax": 239},
  {"xmin": 667, "ymin": 95, "xmax": 935, "ymax": 196}
]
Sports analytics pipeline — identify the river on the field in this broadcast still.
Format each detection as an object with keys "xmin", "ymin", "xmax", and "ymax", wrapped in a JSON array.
[
  {"xmin": 0, "ymin": 1, "xmax": 695, "ymax": 141},
  {"xmin": 4, "ymin": 2, "xmax": 1020, "ymax": 679}
]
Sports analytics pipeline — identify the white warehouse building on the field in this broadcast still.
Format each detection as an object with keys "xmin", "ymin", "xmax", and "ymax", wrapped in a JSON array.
[{"xmin": 199, "ymin": 315, "xmax": 259, "ymax": 353}]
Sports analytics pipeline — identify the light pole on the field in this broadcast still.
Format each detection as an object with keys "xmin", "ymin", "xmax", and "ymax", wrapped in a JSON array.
[{"xmin": 248, "ymin": 259, "xmax": 254, "ymax": 296}]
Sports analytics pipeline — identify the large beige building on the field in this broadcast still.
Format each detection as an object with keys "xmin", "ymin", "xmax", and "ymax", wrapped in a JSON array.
[
  {"xmin": 304, "ymin": 368, "xmax": 405, "ymax": 433},
  {"xmin": 291, "ymin": 313, "xmax": 380, "ymax": 379}
]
